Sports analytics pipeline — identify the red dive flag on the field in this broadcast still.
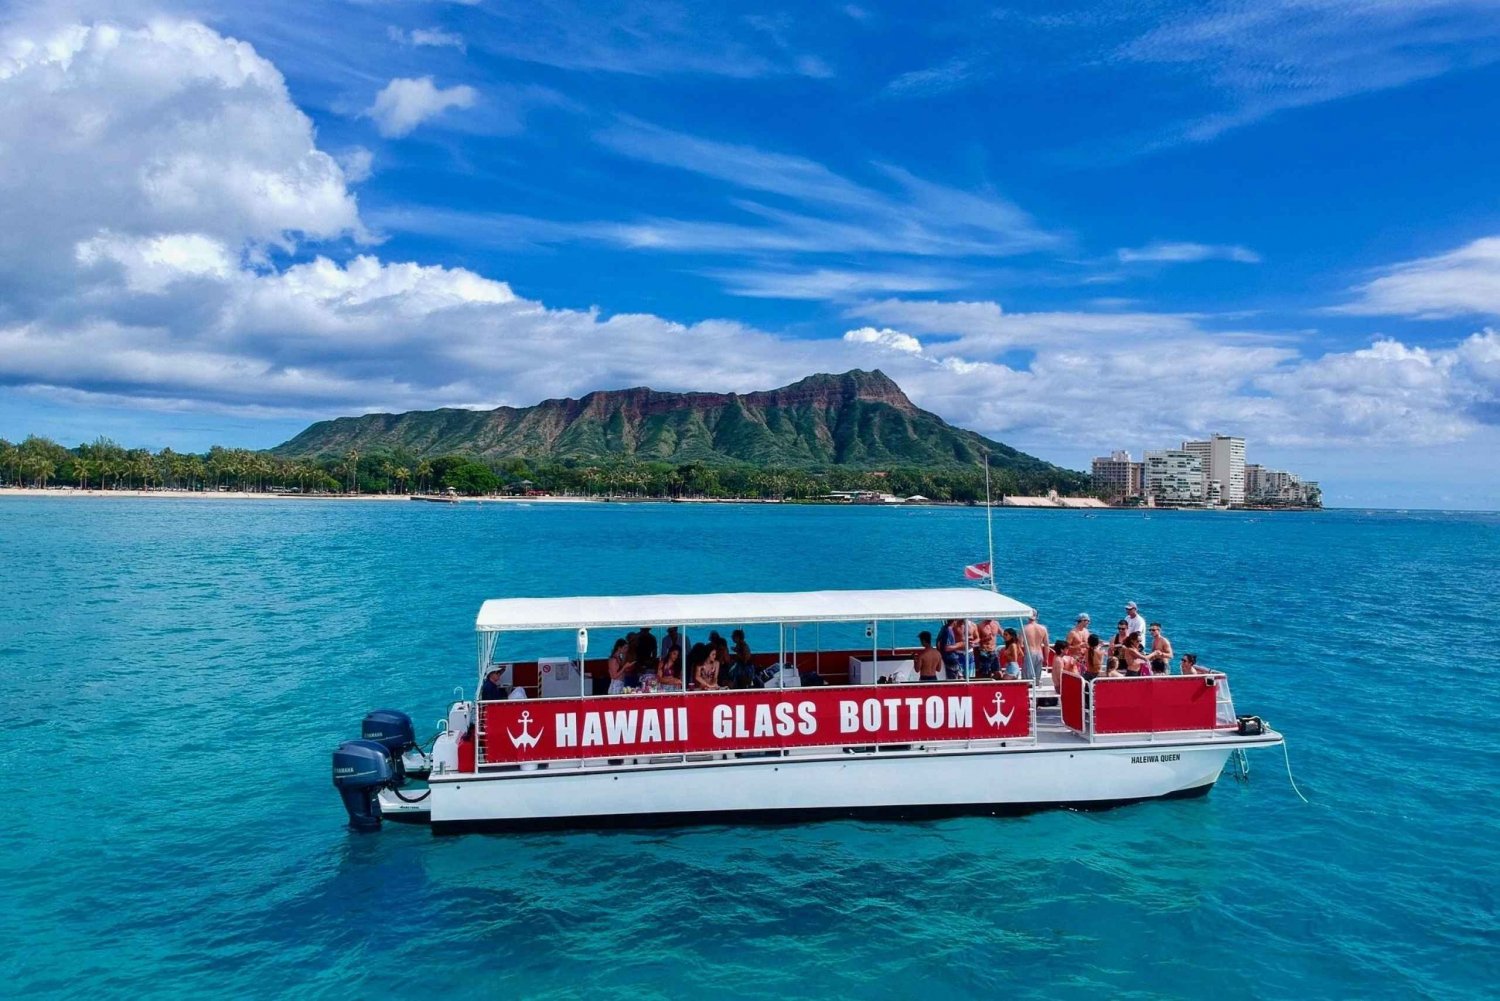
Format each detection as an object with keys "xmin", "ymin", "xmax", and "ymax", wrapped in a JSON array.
[{"xmin": 963, "ymin": 561, "xmax": 992, "ymax": 581}]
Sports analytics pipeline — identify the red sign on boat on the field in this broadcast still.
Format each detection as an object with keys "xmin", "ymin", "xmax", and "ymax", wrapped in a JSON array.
[{"xmin": 480, "ymin": 681, "xmax": 1033, "ymax": 764}]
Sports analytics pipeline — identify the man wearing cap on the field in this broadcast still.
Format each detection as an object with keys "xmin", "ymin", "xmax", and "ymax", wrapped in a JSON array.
[
  {"xmin": 1066, "ymin": 614, "xmax": 1090, "ymax": 658},
  {"xmin": 1124, "ymin": 601, "xmax": 1147, "ymax": 642},
  {"xmin": 480, "ymin": 666, "xmax": 508, "ymax": 701}
]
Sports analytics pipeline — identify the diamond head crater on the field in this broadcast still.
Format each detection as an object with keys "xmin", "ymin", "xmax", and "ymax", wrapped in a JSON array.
[{"xmin": 2, "ymin": 371, "xmax": 1087, "ymax": 501}]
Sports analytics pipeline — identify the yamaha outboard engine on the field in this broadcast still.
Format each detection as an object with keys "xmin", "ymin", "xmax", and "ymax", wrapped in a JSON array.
[
  {"xmin": 332, "ymin": 739, "xmax": 394, "ymax": 831},
  {"xmin": 361, "ymin": 709, "xmax": 417, "ymax": 783}
]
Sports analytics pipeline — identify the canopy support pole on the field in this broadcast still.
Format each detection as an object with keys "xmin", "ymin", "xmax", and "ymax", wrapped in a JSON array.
[{"xmin": 778, "ymin": 623, "xmax": 785, "ymax": 688}]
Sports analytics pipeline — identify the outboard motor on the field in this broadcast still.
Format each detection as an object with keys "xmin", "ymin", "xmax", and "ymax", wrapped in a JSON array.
[
  {"xmin": 332, "ymin": 739, "xmax": 394, "ymax": 831},
  {"xmin": 361, "ymin": 709, "xmax": 417, "ymax": 783}
]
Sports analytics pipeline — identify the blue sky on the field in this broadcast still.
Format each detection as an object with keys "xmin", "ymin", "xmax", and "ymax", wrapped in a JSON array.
[{"xmin": 2, "ymin": 1, "xmax": 1499, "ymax": 507}]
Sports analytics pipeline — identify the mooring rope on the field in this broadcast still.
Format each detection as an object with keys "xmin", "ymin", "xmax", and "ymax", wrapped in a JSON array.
[{"xmin": 1282, "ymin": 738, "xmax": 1310, "ymax": 804}]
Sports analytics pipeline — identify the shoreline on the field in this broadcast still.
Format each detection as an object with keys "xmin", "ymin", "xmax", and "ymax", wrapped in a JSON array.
[{"xmin": 0, "ymin": 486, "xmax": 1328, "ymax": 511}]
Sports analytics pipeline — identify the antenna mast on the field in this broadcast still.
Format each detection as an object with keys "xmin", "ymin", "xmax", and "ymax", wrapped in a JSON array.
[{"xmin": 984, "ymin": 452, "xmax": 997, "ymax": 592}]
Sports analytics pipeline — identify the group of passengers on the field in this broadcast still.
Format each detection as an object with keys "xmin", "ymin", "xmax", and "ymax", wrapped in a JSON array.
[
  {"xmin": 605, "ymin": 625, "xmax": 802, "ymax": 693},
  {"xmin": 912, "ymin": 600, "xmax": 1211, "ymax": 687},
  {"xmin": 591, "ymin": 599, "xmax": 1210, "ymax": 696}
]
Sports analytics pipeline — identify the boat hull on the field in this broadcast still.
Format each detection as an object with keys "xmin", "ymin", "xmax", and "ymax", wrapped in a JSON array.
[{"xmin": 420, "ymin": 739, "xmax": 1262, "ymax": 833}]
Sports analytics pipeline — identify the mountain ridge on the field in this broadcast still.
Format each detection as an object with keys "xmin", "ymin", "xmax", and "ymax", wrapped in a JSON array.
[{"xmin": 272, "ymin": 370, "xmax": 1082, "ymax": 484}]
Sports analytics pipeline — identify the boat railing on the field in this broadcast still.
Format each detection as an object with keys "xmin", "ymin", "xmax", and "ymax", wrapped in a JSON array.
[
  {"xmin": 472, "ymin": 679, "xmax": 1037, "ymax": 770},
  {"xmin": 1060, "ymin": 671, "xmax": 1231, "ymax": 741}
]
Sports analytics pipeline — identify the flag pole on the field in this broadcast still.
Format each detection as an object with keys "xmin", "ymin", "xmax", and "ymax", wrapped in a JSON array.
[{"xmin": 984, "ymin": 452, "xmax": 997, "ymax": 593}]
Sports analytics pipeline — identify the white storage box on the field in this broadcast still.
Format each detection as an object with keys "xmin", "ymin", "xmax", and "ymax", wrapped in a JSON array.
[
  {"xmin": 847, "ymin": 657, "xmax": 916, "ymax": 685},
  {"xmin": 538, "ymin": 656, "xmax": 584, "ymax": 698}
]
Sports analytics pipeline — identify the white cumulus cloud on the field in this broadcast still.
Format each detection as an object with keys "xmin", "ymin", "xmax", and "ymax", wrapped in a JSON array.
[
  {"xmin": 0, "ymin": 18, "xmax": 362, "ymax": 319},
  {"xmin": 842, "ymin": 326, "xmax": 923, "ymax": 354},
  {"xmin": 366, "ymin": 76, "xmax": 478, "ymax": 138}
]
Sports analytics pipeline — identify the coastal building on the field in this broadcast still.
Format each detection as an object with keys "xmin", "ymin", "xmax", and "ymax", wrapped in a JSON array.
[
  {"xmin": 1181, "ymin": 434, "xmax": 1245, "ymax": 505},
  {"xmin": 1244, "ymin": 463, "xmax": 1265, "ymax": 499},
  {"xmin": 1096, "ymin": 436, "xmax": 1317, "ymax": 508},
  {"xmin": 1091, "ymin": 450, "xmax": 1142, "ymax": 499},
  {"xmin": 1143, "ymin": 450, "xmax": 1204, "ymax": 504}
]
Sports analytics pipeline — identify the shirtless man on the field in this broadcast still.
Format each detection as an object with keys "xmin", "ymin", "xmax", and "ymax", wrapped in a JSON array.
[
  {"xmin": 914, "ymin": 630, "xmax": 944, "ymax": 681},
  {"xmin": 1147, "ymin": 623, "xmax": 1173, "ymax": 674},
  {"xmin": 1180, "ymin": 652, "xmax": 1209, "ymax": 676},
  {"xmin": 1066, "ymin": 614, "xmax": 1091, "ymax": 658},
  {"xmin": 974, "ymin": 619, "xmax": 999, "ymax": 676},
  {"xmin": 1048, "ymin": 639, "xmax": 1076, "ymax": 689},
  {"xmin": 1022, "ymin": 612, "xmax": 1050, "ymax": 683}
]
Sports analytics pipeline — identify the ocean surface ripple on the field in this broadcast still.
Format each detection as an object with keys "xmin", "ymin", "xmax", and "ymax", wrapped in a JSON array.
[{"xmin": 0, "ymin": 499, "xmax": 1495, "ymax": 999}]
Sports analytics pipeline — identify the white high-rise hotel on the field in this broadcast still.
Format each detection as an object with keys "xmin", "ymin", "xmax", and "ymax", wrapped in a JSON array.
[{"xmin": 1181, "ymin": 434, "xmax": 1246, "ymax": 505}]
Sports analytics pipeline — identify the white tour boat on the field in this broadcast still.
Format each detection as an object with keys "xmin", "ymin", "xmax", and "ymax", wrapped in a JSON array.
[{"xmin": 331, "ymin": 587, "xmax": 1283, "ymax": 833}]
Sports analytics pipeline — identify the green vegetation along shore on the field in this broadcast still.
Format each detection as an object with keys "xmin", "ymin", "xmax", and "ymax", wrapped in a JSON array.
[{"xmin": 0, "ymin": 435, "xmax": 1089, "ymax": 501}]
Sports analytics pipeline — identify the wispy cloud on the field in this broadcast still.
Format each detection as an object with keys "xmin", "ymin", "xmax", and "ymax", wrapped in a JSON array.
[
  {"xmin": 882, "ymin": 56, "xmax": 980, "ymax": 98},
  {"xmin": 705, "ymin": 266, "xmax": 969, "ymax": 301},
  {"xmin": 1117, "ymin": 241, "xmax": 1261, "ymax": 264},
  {"xmin": 1117, "ymin": 0, "xmax": 1500, "ymax": 144},
  {"xmin": 388, "ymin": 26, "xmax": 466, "ymax": 52},
  {"xmin": 470, "ymin": 0, "xmax": 834, "ymax": 79},
  {"xmin": 583, "ymin": 119, "xmax": 1061, "ymax": 258},
  {"xmin": 1335, "ymin": 236, "xmax": 1500, "ymax": 318}
]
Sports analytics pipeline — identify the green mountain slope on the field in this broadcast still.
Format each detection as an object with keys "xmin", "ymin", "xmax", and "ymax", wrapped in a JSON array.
[{"xmin": 272, "ymin": 370, "xmax": 1082, "ymax": 482}]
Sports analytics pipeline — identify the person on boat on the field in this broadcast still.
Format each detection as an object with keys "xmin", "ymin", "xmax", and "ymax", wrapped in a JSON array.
[
  {"xmin": 1083, "ymin": 635, "xmax": 1106, "ymax": 680},
  {"xmin": 1180, "ymin": 652, "xmax": 1209, "ymax": 676},
  {"xmin": 1049, "ymin": 639, "xmax": 1076, "ymax": 688},
  {"xmin": 481, "ymin": 666, "xmax": 508, "ymax": 701},
  {"xmin": 623, "ymin": 631, "xmax": 642, "ymax": 687},
  {"xmin": 707, "ymin": 631, "xmax": 731, "ymax": 678},
  {"xmin": 689, "ymin": 642, "xmax": 725, "ymax": 690},
  {"xmin": 914, "ymin": 630, "xmax": 944, "ymax": 682},
  {"xmin": 938, "ymin": 619, "xmax": 970, "ymax": 679},
  {"xmin": 998, "ymin": 628, "xmax": 1025, "ymax": 680},
  {"xmin": 1109, "ymin": 619, "xmax": 1132, "ymax": 660},
  {"xmin": 1066, "ymin": 614, "xmax": 1090, "ymax": 659},
  {"xmin": 727, "ymin": 629, "xmax": 756, "ymax": 689},
  {"xmin": 661, "ymin": 626, "xmax": 681, "ymax": 665},
  {"xmin": 1118, "ymin": 633, "xmax": 1152, "ymax": 676},
  {"xmin": 974, "ymin": 619, "xmax": 999, "ymax": 676},
  {"xmin": 1147, "ymin": 623, "xmax": 1173, "ymax": 675},
  {"xmin": 1124, "ymin": 601, "xmax": 1147, "ymax": 640},
  {"xmin": 636, "ymin": 626, "xmax": 659, "ymax": 671},
  {"xmin": 657, "ymin": 645, "xmax": 683, "ymax": 690},
  {"xmin": 1022, "ymin": 612, "xmax": 1050, "ymax": 682},
  {"xmin": 606, "ymin": 638, "xmax": 630, "ymax": 695}
]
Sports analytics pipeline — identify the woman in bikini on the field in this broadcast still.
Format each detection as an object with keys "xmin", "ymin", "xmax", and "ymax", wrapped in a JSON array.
[
  {"xmin": 658, "ymin": 645, "xmax": 683, "ymax": 690},
  {"xmin": 690, "ymin": 643, "xmax": 724, "ymax": 691}
]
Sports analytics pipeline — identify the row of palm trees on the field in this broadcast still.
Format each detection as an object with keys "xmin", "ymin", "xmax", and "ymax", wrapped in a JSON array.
[{"xmin": 0, "ymin": 437, "xmax": 446, "ymax": 495}]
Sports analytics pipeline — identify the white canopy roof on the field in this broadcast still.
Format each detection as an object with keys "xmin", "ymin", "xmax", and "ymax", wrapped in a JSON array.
[{"xmin": 475, "ymin": 587, "xmax": 1034, "ymax": 632}]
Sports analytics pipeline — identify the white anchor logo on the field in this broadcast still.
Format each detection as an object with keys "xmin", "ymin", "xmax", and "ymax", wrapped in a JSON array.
[
  {"xmin": 985, "ymin": 692, "xmax": 1015, "ymax": 728},
  {"xmin": 508, "ymin": 710, "xmax": 544, "ymax": 750}
]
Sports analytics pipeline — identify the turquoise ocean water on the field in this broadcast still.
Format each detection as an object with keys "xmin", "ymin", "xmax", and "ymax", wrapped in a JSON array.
[{"xmin": 1, "ymin": 498, "xmax": 1495, "ymax": 999}]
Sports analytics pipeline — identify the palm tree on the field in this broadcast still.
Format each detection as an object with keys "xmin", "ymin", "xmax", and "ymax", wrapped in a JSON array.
[
  {"xmin": 344, "ymin": 449, "xmax": 360, "ymax": 494},
  {"xmin": 393, "ymin": 467, "xmax": 410, "ymax": 494},
  {"xmin": 0, "ymin": 438, "xmax": 16, "ymax": 486},
  {"xmin": 415, "ymin": 459, "xmax": 432, "ymax": 494}
]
